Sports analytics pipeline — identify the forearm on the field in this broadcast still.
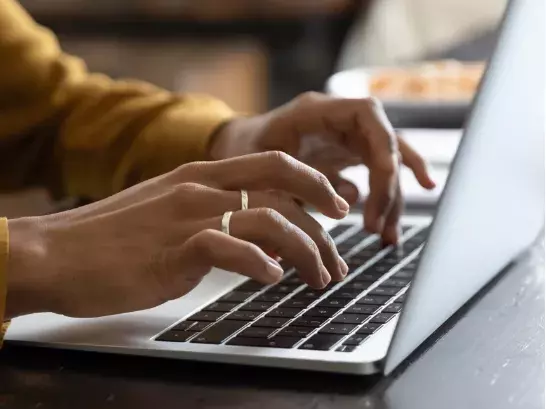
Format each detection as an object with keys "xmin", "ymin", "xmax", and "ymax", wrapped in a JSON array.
[{"xmin": 0, "ymin": 0, "xmax": 236, "ymax": 200}]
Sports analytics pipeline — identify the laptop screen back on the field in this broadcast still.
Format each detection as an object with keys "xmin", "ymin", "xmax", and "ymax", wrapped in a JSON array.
[{"xmin": 385, "ymin": 0, "xmax": 545, "ymax": 374}]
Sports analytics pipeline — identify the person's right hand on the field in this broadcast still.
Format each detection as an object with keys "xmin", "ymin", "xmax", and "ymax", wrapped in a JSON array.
[{"xmin": 6, "ymin": 152, "xmax": 351, "ymax": 319}]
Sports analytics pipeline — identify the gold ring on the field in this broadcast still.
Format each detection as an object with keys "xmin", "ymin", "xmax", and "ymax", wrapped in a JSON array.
[
  {"xmin": 221, "ymin": 211, "xmax": 233, "ymax": 236},
  {"xmin": 241, "ymin": 189, "xmax": 249, "ymax": 210}
]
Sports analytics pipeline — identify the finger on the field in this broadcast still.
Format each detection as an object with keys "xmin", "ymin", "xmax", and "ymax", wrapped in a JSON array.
[
  {"xmin": 249, "ymin": 191, "xmax": 347, "ymax": 281},
  {"xmin": 179, "ymin": 229, "xmax": 284, "ymax": 285},
  {"xmin": 286, "ymin": 93, "xmax": 400, "ymax": 233},
  {"xmin": 189, "ymin": 189, "xmax": 347, "ymax": 282},
  {"xmin": 198, "ymin": 208, "xmax": 331, "ymax": 289},
  {"xmin": 381, "ymin": 182, "xmax": 404, "ymax": 245},
  {"xmin": 398, "ymin": 136, "xmax": 436, "ymax": 189},
  {"xmin": 320, "ymin": 170, "xmax": 360, "ymax": 206},
  {"xmin": 186, "ymin": 151, "xmax": 350, "ymax": 219}
]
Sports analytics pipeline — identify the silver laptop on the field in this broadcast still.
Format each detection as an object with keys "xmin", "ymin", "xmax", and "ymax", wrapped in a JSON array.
[{"xmin": 6, "ymin": 0, "xmax": 544, "ymax": 375}]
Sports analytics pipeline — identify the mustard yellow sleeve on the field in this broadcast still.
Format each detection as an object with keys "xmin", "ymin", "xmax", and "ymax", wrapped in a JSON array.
[
  {"xmin": 0, "ymin": 218, "xmax": 8, "ymax": 347},
  {"xmin": 0, "ymin": 0, "xmax": 236, "ymax": 200}
]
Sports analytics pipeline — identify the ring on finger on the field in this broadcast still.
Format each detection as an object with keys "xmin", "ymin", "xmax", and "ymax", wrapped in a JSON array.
[
  {"xmin": 221, "ymin": 211, "xmax": 233, "ymax": 236},
  {"xmin": 241, "ymin": 189, "xmax": 249, "ymax": 210}
]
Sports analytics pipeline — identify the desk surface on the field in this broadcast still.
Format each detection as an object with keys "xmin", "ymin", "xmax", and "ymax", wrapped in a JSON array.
[{"xmin": 0, "ymin": 237, "xmax": 543, "ymax": 409}]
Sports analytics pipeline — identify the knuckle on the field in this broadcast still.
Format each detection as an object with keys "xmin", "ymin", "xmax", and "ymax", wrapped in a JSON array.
[
  {"xmin": 365, "ymin": 96, "xmax": 383, "ymax": 110},
  {"xmin": 171, "ymin": 182, "xmax": 208, "ymax": 203},
  {"xmin": 190, "ymin": 229, "xmax": 217, "ymax": 257},
  {"xmin": 173, "ymin": 161, "xmax": 206, "ymax": 178},
  {"xmin": 268, "ymin": 150, "xmax": 292, "ymax": 167},
  {"xmin": 412, "ymin": 154, "xmax": 427, "ymax": 169},
  {"xmin": 255, "ymin": 207, "xmax": 284, "ymax": 226},
  {"xmin": 374, "ymin": 158, "xmax": 397, "ymax": 175},
  {"xmin": 296, "ymin": 91, "xmax": 322, "ymax": 105},
  {"xmin": 315, "ymin": 171, "xmax": 333, "ymax": 192}
]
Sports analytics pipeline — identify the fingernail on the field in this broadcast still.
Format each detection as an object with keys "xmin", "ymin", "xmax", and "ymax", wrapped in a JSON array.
[
  {"xmin": 266, "ymin": 260, "xmax": 284, "ymax": 280},
  {"xmin": 338, "ymin": 256, "xmax": 348, "ymax": 277},
  {"xmin": 335, "ymin": 195, "xmax": 350, "ymax": 213},
  {"xmin": 320, "ymin": 266, "xmax": 331, "ymax": 286}
]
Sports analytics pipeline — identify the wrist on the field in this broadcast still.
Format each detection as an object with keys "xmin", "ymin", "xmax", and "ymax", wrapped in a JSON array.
[
  {"xmin": 6, "ymin": 217, "xmax": 51, "ymax": 318},
  {"xmin": 207, "ymin": 115, "xmax": 260, "ymax": 161}
]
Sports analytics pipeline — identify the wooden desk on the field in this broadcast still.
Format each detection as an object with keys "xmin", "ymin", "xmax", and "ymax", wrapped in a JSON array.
[{"xmin": 0, "ymin": 237, "xmax": 542, "ymax": 409}]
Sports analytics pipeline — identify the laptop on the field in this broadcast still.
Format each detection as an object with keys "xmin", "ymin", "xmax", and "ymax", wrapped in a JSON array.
[{"xmin": 6, "ymin": 0, "xmax": 544, "ymax": 375}]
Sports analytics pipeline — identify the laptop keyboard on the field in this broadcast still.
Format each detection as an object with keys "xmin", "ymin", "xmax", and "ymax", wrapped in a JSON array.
[{"xmin": 156, "ymin": 223, "xmax": 429, "ymax": 352}]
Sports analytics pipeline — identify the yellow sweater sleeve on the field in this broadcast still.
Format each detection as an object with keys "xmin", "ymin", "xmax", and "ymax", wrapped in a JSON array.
[
  {"xmin": 0, "ymin": 219, "xmax": 8, "ymax": 346},
  {"xmin": 0, "ymin": 0, "xmax": 236, "ymax": 200}
]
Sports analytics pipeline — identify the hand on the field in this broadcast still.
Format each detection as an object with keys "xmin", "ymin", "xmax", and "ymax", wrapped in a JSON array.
[
  {"xmin": 210, "ymin": 92, "xmax": 436, "ymax": 244},
  {"xmin": 6, "ymin": 152, "xmax": 350, "ymax": 319}
]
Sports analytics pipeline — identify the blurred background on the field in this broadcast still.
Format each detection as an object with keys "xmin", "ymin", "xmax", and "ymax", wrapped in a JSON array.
[
  {"xmin": 3, "ymin": 0, "xmax": 508, "ymax": 216},
  {"xmin": 18, "ymin": 0, "xmax": 506, "ymax": 112}
]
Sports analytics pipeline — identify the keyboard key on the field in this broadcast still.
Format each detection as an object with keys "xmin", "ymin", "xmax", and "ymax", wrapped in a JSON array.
[
  {"xmin": 294, "ymin": 289, "xmax": 329, "ymax": 300},
  {"xmin": 191, "ymin": 320, "xmax": 248, "ymax": 344},
  {"xmin": 172, "ymin": 321, "xmax": 210, "ymax": 332},
  {"xmin": 304, "ymin": 307, "xmax": 340, "ymax": 318},
  {"xmin": 292, "ymin": 316, "xmax": 328, "ymax": 327},
  {"xmin": 332, "ymin": 314, "xmax": 369, "ymax": 325},
  {"xmin": 357, "ymin": 295, "xmax": 391, "ymax": 305},
  {"xmin": 316, "ymin": 298, "xmax": 350, "ymax": 308},
  {"xmin": 357, "ymin": 323, "xmax": 382, "ymax": 334},
  {"xmin": 343, "ymin": 281, "xmax": 374, "ymax": 291},
  {"xmin": 238, "ymin": 281, "xmax": 266, "ymax": 292},
  {"xmin": 404, "ymin": 261, "xmax": 419, "ymax": 271},
  {"xmin": 270, "ymin": 284, "xmax": 301, "ymax": 294},
  {"xmin": 345, "ymin": 304, "xmax": 380, "ymax": 315},
  {"xmin": 282, "ymin": 275, "xmax": 304, "ymax": 285},
  {"xmin": 344, "ymin": 333, "xmax": 370, "ymax": 345},
  {"xmin": 187, "ymin": 311, "xmax": 224, "ymax": 322},
  {"xmin": 281, "ymin": 298, "xmax": 314, "ymax": 309},
  {"xmin": 336, "ymin": 345, "xmax": 357, "ymax": 352},
  {"xmin": 395, "ymin": 293, "xmax": 407, "ymax": 303},
  {"xmin": 255, "ymin": 293, "xmax": 286, "ymax": 303},
  {"xmin": 227, "ymin": 336, "xmax": 300, "ymax": 348},
  {"xmin": 240, "ymin": 302, "xmax": 275, "ymax": 312},
  {"xmin": 239, "ymin": 326, "xmax": 276, "ymax": 338},
  {"xmin": 254, "ymin": 317, "xmax": 290, "ymax": 328},
  {"xmin": 267, "ymin": 308, "xmax": 302, "ymax": 318},
  {"xmin": 383, "ymin": 303, "xmax": 403, "ymax": 313},
  {"xmin": 394, "ymin": 270, "xmax": 414, "ymax": 279},
  {"xmin": 156, "ymin": 331, "xmax": 194, "ymax": 342},
  {"xmin": 328, "ymin": 223, "xmax": 353, "ymax": 238},
  {"xmin": 353, "ymin": 272, "xmax": 384, "ymax": 282},
  {"xmin": 299, "ymin": 334, "xmax": 344, "ymax": 350},
  {"xmin": 370, "ymin": 313, "xmax": 396, "ymax": 324},
  {"xmin": 277, "ymin": 326, "xmax": 314, "ymax": 337},
  {"xmin": 171, "ymin": 321, "xmax": 197, "ymax": 331},
  {"xmin": 225, "ymin": 311, "xmax": 260, "ymax": 321},
  {"xmin": 331, "ymin": 289, "xmax": 362, "ymax": 299},
  {"xmin": 382, "ymin": 278, "xmax": 411, "ymax": 288},
  {"xmin": 219, "ymin": 291, "xmax": 255, "ymax": 303},
  {"xmin": 204, "ymin": 302, "xmax": 238, "ymax": 312},
  {"xmin": 189, "ymin": 322, "xmax": 210, "ymax": 332},
  {"xmin": 369, "ymin": 287, "xmax": 400, "ymax": 297},
  {"xmin": 320, "ymin": 323, "xmax": 357, "ymax": 335},
  {"xmin": 370, "ymin": 264, "xmax": 392, "ymax": 275},
  {"xmin": 401, "ymin": 224, "xmax": 415, "ymax": 233}
]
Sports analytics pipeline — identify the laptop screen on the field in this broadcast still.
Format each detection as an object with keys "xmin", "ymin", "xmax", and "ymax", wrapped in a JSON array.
[{"xmin": 385, "ymin": 0, "xmax": 545, "ymax": 374}]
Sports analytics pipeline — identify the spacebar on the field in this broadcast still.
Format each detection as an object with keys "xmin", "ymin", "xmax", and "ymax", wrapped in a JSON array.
[{"xmin": 190, "ymin": 320, "xmax": 248, "ymax": 344}]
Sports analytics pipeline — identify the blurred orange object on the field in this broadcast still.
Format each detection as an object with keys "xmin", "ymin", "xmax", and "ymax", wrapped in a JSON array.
[{"xmin": 368, "ymin": 60, "xmax": 485, "ymax": 101}]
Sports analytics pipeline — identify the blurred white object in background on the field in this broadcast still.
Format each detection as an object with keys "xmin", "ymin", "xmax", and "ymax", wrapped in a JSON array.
[{"xmin": 338, "ymin": 0, "xmax": 508, "ymax": 69}]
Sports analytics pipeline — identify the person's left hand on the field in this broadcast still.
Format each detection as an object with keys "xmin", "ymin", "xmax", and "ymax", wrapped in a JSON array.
[{"xmin": 209, "ymin": 92, "xmax": 436, "ymax": 244}]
